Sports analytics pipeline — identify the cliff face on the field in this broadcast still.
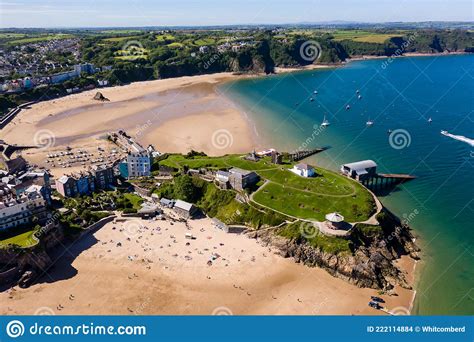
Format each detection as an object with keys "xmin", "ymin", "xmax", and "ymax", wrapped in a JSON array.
[
  {"xmin": 0, "ymin": 225, "xmax": 64, "ymax": 289},
  {"xmin": 247, "ymin": 210, "xmax": 420, "ymax": 291}
]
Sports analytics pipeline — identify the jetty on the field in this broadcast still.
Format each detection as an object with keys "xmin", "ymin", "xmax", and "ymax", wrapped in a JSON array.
[
  {"xmin": 289, "ymin": 148, "xmax": 326, "ymax": 162},
  {"xmin": 340, "ymin": 160, "xmax": 415, "ymax": 189}
]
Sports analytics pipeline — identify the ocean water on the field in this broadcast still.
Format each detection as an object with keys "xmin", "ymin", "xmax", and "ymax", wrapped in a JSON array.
[{"xmin": 221, "ymin": 55, "xmax": 474, "ymax": 315}]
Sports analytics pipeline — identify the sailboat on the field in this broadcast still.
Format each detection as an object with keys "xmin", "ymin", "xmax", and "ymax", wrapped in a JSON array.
[
  {"xmin": 314, "ymin": 90, "xmax": 318, "ymax": 94},
  {"xmin": 428, "ymin": 117, "xmax": 433, "ymax": 123},
  {"xmin": 321, "ymin": 115, "xmax": 330, "ymax": 127},
  {"xmin": 366, "ymin": 118, "xmax": 374, "ymax": 126}
]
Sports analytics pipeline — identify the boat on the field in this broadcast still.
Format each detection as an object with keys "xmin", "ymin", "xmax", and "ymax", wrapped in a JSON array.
[
  {"xmin": 314, "ymin": 90, "xmax": 318, "ymax": 94},
  {"xmin": 346, "ymin": 105, "xmax": 351, "ymax": 110},
  {"xmin": 387, "ymin": 129, "xmax": 392, "ymax": 134},
  {"xmin": 321, "ymin": 115, "xmax": 330, "ymax": 127},
  {"xmin": 310, "ymin": 97, "xmax": 314, "ymax": 102},
  {"xmin": 428, "ymin": 117, "xmax": 433, "ymax": 123},
  {"xmin": 356, "ymin": 89, "xmax": 360, "ymax": 94},
  {"xmin": 358, "ymin": 95, "xmax": 362, "ymax": 99},
  {"xmin": 366, "ymin": 119, "xmax": 374, "ymax": 126},
  {"xmin": 441, "ymin": 130, "xmax": 448, "ymax": 135}
]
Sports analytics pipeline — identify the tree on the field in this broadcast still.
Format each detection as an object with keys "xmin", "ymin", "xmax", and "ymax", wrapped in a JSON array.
[{"xmin": 174, "ymin": 175, "xmax": 197, "ymax": 202}]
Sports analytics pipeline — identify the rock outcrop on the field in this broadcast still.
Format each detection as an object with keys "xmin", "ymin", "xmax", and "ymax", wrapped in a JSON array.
[
  {"xmin": 247, "ymin": 209, "xmax": 420, "ymax": 291},
  {"xmin": 93, "ymin": 92, "xmax": 109, "ymax": 102}
]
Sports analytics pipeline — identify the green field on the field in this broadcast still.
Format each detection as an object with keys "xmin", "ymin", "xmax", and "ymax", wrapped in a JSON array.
[
  {"xmin": 158, "ymin": 154, "xmax": 375, "ymax": 222},
  {"xmin": 156, "ymin": 34, "xmax": 176, "ymax": 42},
  {"xmin": 166, "ymin": 42, "xmax": 184, "ymax": 49},
  {"xmin": 0, "ymin": 229, "xmax": 38, "ymax": 248},
  {"xmin": 123, "ymin": 193, "xmax": 144, "ymax": 210},
  {"xmin": 102, "ymin": 35, "xmax": 142, "ymax": 42},
  {"xmin": 7, "ymin": 34, "xmax": 74, "ymax": 45},
  {"xmin": 114, "ymin": 47, "xmax": 149, "ymax": 60},
  {"xmin": 331, "ymin": 30, "xmax": 402, "ymax": 43}
]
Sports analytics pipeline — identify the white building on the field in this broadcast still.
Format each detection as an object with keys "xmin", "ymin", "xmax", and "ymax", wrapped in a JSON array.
[
  {"xmin": 290, "ymin": 163, "xmax": 315, "ymax": 178},
  {"xmin": 0, "ymin": 188, "xmax": 46, "ymax": 231},
  {"xmin": 125, "ymin": 150, "xmax": 151, "ymax": 178}
]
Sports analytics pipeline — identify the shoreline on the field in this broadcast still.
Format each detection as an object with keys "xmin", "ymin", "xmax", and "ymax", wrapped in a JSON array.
[
  {"xmin": 1, "ymin": 52, "xmax": 450, "ymax": 314},
  {"xmin": 0, "ymin": 211, "xmax": 416, "ymax": 315}
]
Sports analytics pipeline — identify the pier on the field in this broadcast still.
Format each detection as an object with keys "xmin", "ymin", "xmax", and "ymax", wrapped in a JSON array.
[
  {"xmin": 289, "ymin": 148, "xmax": 326, "ymax": 162},
  {"xmin": 360, "ymin": 173, "xmax": 416, "ymax": 189}
]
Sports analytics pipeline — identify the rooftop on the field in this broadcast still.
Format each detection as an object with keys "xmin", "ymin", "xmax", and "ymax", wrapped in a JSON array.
[
  {"xmin": 174, "ymin": 199, "xmax": 194, "ymax": 211},
  {"xmin": 342, "ymin": 160, "xmax": 377, "ymax": 170},
  {"xmin": 294, "ymin": 163, "xmax": 313, "ymax": 170}
]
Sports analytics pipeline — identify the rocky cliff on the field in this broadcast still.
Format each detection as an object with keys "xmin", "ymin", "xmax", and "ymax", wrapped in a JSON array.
[
  {"xmin": 0, "ymin": 225, "xmax": 64, "ymax": 289},
  {"xmin": 246, "ymin": 209, "xmax": 420, "ymax": 291}
]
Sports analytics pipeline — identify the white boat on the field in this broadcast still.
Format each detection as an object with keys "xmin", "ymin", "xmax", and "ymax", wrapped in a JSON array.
[
  {"xmin": 314, "ymin": 90, "xmax": 318, "ymax": 94},
  {"xmin": 346, "ymin": 105, "xmax": 351, "ymax": 110},
  {"xmin": 321, "ymin": 115, "xmax": 330, "ymax": 127},
  {"xmin": 428, "ymin": 117, "xmax": 432, "ymax": 123},
  {"xmin": 358, "ymin": 95, "xmax": 362, "ymax": 99},
  {"xmin": 366, "ymin": 119, "xmax": 374, "ymax": 126},
  {"xmin": 441, "ymin": 130, "xmax": 448, "ymax": 135}
]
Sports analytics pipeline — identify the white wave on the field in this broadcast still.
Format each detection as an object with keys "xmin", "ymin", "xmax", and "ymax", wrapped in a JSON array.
[{"xmin": 441, "ymin": 131, "xmax": 474, "ymax": 147}]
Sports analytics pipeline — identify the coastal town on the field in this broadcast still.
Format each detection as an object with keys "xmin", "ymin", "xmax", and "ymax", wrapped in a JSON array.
[
  {"xmin": 0, "ymin": 112, "xmax": 419, "ymax": 315},
  {"xmin": 0, "ymin": 22, "xmax": 471, "ymax": 318}
]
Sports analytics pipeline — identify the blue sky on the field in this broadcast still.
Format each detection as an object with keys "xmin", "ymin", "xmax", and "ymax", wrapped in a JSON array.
[{"xmin": 0, "ymin": 0, "xmax": 472, "ymax": 28}]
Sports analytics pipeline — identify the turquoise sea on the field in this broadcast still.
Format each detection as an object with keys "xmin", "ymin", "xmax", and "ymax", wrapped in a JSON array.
[{"xmin": 221, "ymin": 55, "xmax": 474, "ymax": 315}]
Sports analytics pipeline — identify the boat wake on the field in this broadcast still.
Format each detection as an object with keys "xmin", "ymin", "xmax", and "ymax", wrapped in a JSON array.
[{"xmin": 441, "ymin": 130, "xmax": 474, "ymax": 147}]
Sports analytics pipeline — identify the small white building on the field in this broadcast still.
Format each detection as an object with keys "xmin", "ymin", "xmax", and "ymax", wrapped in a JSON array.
[{"xmin": 290, "ymin": 163, "xmax": 315, "ymax": 178}]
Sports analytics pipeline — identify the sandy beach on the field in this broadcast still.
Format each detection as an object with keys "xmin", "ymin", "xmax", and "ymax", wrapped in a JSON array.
[
  {"xmin": 0, "ymin": 211, "xmax": 415, "ymax": 315},
  {"xmin": 1, "ymin": 72, "xmax": 258, "ymax": 178}
]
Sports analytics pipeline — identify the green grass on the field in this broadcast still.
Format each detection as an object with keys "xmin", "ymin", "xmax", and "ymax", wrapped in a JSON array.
[
  {"xmin": 167, "ymin": 42, "xmax": 184, "ymax": 49},
  {"xmin": 157, "ymin": 154, "xmax": 376, "ymax": 222},
  {"xmin": 7, "ymin": 34, "xmax": 74, "ymax": 45},
  {"xmin": 123, "ymin": 193, "xmax": 144, "ymax": 210},
  {"xmin": 156, "ymin": 34, "xmax": 176, "ymax": 42},
  {"xmin": 0, "ymin": 33, "xmax": 26, "ymax": 39},
  {"xmin": 194, "ymin": 38, "xmax": 216, "ymax": 46},
  {"xmin": 114, "ymin": 47, "xmax": 149, "ymax": 60},
  {"xmin": 102, "ymin": 35, "xmax": 142, "ymax": 42},
  {"xmin": 100, "ymin": 30, "xmax": 143, "ymax": 34},
  {"xmin": 0, "ymin": 229, "xmax": 38, "ymax": 248},
  {"xmin": 257, "ymin": 167, "xmax": 356, "ymax": 196},
  {"xmin": 158, "ymin": 154, "xmax": 278, "ymax": 171},
  {"xmin": 253, "ymin": 181, "xmax": 374, "ymax": 222},
  {"xmin": 331, "ymin": 30, "xmax": 402, "ymax": 43},
  {"xmin": 278, "ymin": 222, "xmax": 351, "ymax": 254}
]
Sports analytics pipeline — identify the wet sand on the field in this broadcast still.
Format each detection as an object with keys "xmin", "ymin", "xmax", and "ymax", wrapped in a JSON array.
[
  {"xmin": 1, "ymin": 73, "xmax": 256, "ymax": 177},
  {"xmin": 0, "ymin": 212, "xmax": 415, "ymax": 315}
]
